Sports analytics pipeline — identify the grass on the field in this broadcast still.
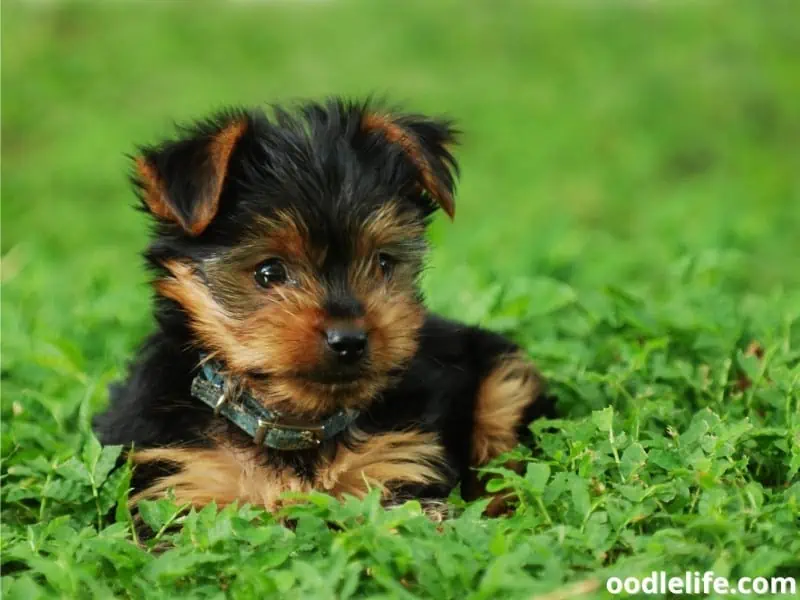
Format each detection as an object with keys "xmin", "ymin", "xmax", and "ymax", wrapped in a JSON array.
[{"xmin": 2, "ymin": 1, "xmax": 799, "ymax": 598}]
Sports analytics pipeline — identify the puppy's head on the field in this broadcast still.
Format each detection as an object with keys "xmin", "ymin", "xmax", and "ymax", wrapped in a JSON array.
[{"xmin": 135, "ymin": 99, "xmax": 459, "ymax": 417}]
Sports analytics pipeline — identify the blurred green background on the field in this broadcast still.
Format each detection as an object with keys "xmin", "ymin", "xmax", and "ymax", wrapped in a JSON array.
[{"xmin": 2, "ymin": 0, "xmax": 799, "ymax": 388}]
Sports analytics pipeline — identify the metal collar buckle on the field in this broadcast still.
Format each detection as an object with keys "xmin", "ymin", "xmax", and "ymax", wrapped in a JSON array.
[{"xmin": 253, "ymin": 418, "xmax": 322, "ymax": 448}]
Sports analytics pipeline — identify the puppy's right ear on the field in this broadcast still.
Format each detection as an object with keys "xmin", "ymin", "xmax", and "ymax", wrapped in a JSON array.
[{"xmin": 133, "ymin": 112, "xmax": 249, "ymax": 236}]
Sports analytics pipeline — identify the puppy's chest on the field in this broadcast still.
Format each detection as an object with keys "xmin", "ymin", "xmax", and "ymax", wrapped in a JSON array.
[{"xmin": 133, "ymin": 428, "xmax": 447, "ymax": 509}]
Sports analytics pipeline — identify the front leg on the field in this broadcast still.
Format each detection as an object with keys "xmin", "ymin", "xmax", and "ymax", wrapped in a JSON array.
[{"xmin": 130, "ymin": 428, "xmax": 450, "ymax": 513}]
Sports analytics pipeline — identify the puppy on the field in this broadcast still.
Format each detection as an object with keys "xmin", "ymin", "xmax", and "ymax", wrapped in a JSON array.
[{"xmin": 94, "ymin": 99, "xmax": 553, "ymax": 515}]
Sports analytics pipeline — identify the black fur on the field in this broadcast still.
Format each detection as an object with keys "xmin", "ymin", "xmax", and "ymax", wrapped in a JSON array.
[{"xmin": 94, "ymin": 98, "xmax": 554, "ymax": 504}]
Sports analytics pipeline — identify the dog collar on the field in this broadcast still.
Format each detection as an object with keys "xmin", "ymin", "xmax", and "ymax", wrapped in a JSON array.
[{"xmin": 190, "ymin": 361, "xmax": 358, "ymax": 451}]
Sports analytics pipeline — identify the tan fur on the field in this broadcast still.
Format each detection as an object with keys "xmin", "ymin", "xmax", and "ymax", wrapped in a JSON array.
[
  {"xmin": 135, "ymin": 120, "xmax": 248, "ymax": 236},
  {"xmin": 135, "ymin": 158, "xmax": 174, "ymax": 223},
  {"xmin": 131, "ymin": 446, "xmax": 309, "ymax": 510},
  {"xmin": 471, "ymin": 353, "xmax": 541, "ymax": 465},
  {"xmin": 320, "ymin": 429, "xmax": 445, "ymax": 496},
  {"xmin": 157, "ymin": 259, "xmax": 327, "ymax": 375},
  {"xmin": 348, "ymin": 201, "xmax": 426, "ymax": 378},
  {"xmin": 155, "ymin": 260, "xmax": 344, "ymax": 416},
  {"xmin": 132, "ymin": 430, "xmax": 446, "ymax": 509},
  {"xmin": 253, "ymin": 375, "xmax": 389, "ymax": 418},
  {"xmin": 155, "ymin": 199, "xmax": 425, "ymax": 416},
  {"xmin": 190, "ymin": 120, "xmax": 248, "ymax": 235},
  {"xmin": 236, "ymin": 211, "xmax": 320, "ymax": 268},
  {"xmin": 361, "ymin": 287, "xmax": 422, "ymax": 376},
  {"xmin": 155, "ymin": 259, "xmax": 417, "ymax": 416},
  {"xmin": 357, "ymin": 201, "xmax": 426, "ymax": 256},
  {"xmin": 154, "ymin": 260, "xmax": 296, "ymax": 374},
  {"xmin": 466, "ymin": 354, "xmax": 541, "ymax": 516},
  {"xmin": 362, "ymin": 114, "xmax": 455, "ymax": 219}
]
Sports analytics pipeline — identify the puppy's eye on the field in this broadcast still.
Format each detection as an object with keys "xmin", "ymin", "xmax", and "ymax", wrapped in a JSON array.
[
  {"xmin": 254, "ymin": 259, "xmax": 288, "ymax": 288},
  {"xmin": 377, "ymin": 252, "xmax": 396, "ymax": 277}
]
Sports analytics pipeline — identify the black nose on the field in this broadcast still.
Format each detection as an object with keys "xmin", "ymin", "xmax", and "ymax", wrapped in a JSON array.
[{"xmin": 325, "ymin": 327, "xmax": 367, "ymax": 363}]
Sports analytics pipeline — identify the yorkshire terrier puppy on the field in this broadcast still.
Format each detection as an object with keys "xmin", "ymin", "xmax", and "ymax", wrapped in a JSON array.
[{"xmin": 94, "ymin": 98, "xmax": 554, "ymax": 514}]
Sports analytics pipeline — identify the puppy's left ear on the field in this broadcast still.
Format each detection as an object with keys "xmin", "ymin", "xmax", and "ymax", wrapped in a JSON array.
[
  {"xmin": 133, "ymin": 113, "xmax": 249, "ymax": 236},
  {"xmin": 362, "ymin": 111, "xmax": 459, "ymax": 219}
]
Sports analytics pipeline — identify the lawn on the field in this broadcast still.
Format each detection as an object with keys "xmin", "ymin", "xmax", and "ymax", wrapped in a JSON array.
[{"xmin": 2, "ymin": 1, "xmax": 799, "ymax": 598}]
